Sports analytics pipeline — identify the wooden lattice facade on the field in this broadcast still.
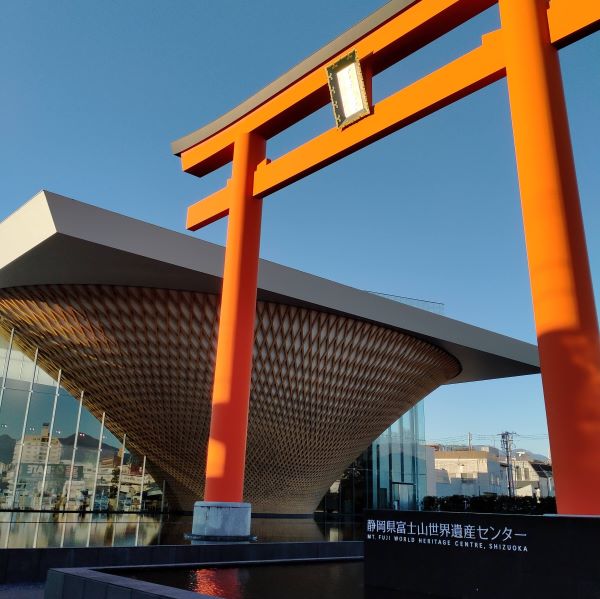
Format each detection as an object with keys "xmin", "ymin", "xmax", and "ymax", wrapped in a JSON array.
[{"xmin": 0, "ymin": 284, "xmax": 460, "ymax": 513}]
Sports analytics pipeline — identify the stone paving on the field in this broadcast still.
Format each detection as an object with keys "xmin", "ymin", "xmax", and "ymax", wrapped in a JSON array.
[{"xmin": 0, "ymin": 583, "xmax": 45, "ymax": 598}]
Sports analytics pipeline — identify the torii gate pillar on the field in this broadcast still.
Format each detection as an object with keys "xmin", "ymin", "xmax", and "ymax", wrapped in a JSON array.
[
  {"xmin": 500, "ymin": 0, "xmax": 600, "ymax": 514},
  {"xmin": 191, "ymin": 132, "xmax": 265, "ymax": 541}
]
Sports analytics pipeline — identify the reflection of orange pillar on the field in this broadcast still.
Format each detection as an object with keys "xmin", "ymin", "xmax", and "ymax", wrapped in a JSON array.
[
  {"xmin": 500, "ymin": 0, "xmax": 600, "ymax": 514},
  {"xmin": 204, "ymin": 132, "xmax": 266, "ymax": 503}
]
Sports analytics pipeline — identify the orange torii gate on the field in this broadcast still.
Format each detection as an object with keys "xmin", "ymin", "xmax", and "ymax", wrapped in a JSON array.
[{"xmin": 173, "ymin": 0, "xmax": 600, "ymax": 518}]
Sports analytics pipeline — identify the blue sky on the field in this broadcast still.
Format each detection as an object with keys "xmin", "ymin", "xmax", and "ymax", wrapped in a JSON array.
[{"xmin": 1, "ymin": 1, "xmax": 598, "ymax": 456}]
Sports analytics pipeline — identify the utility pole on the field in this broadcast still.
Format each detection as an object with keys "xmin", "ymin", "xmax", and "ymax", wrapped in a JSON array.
[
  {"xmin": 468, "ymin": 432, "xmax": 472, "ymax": 451},
  {"xmin": 501, "ymin": 432, "xmax": 516, "ymax": 498}
]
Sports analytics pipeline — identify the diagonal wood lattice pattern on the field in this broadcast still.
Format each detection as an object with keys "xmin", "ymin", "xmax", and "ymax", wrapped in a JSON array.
[{"xmin": 0, "ymin": 285, "xmax": 460, "ymax": 513}]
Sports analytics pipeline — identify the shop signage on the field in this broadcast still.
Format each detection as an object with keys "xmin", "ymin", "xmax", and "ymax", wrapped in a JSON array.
[{"xmin": 19, "ymin": 463, "xmax": 83, "ymax": 481}]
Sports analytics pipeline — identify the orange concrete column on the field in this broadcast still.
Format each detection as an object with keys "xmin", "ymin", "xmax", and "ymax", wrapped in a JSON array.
[
  {"xmin": 204, "ymin": 132, "xmax": 266, "ymax": 503},
  {"xmin": 499, "ymin": 0, "xmax": 600, "ymax": 514}
]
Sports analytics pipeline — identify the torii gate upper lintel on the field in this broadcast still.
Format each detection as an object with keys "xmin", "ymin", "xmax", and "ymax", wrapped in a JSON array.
[{"xmin": 173, "ymin": 0, "xmax": 600, "ymax": 518}]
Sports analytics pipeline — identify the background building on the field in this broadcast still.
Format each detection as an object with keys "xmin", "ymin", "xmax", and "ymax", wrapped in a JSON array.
[
  {"xmin": 431, "ymin": 443, "xmax": 555, "ymax": 499},
  {"xmin": 511, "ymin": 452, "xmax": 555, "ymax": 499},
  {"xmin": 433, "ymin": 445, "xmax": 508, "ymax": 497}
]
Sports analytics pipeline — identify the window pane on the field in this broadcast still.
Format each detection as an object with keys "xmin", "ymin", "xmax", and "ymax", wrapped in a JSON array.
[
  {"xmin": 5, "ymin": 348, "xmax": 35, "ymax": 386},
  {"xmin": 93, "ymin": 422, "xmax": 121, "ymax": 511},
  {"xmin": 67, "ymin": 410, "xmax": 101, "ymax": 511},
  {"xmin": 43, "ymin": 391, "xmax": 81, "ymax": 510},
  {"xmin": 14, "ymin": 388, "xmax": 56, "ymax": 509},
  {"xmin": 0, "ymin": 330, "xmax": 11, "ymax": 378},
  {"xmin": 34, "ymin": 366, "xmax": 57, "ymax": 388},
  {"xmin": 120, "ymin": 451, "xmax": 144, "ymax": 512},
  {"xmin": 0, "ymin": 389, "xmax": 29, "ymax": 508}
]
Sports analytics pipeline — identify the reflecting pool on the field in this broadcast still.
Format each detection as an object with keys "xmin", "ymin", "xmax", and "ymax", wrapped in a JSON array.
[
  {"xmin": 0, "ymin": 513, "xmax": 362, "ymax": 548},
  {"xmin": 124, "ymin": 562, "xmax": 418, "ymax": 598}
]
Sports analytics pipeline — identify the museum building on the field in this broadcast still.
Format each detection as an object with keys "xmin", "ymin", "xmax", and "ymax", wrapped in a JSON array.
[{"xmin": 0, "ymin": 191, "xmax": 539, "ymax": 515}]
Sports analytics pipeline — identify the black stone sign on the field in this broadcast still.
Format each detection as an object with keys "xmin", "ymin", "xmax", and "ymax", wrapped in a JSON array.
[{"xmin": 365, "ymin": 509, "xmax": 600, "ymax": 598}]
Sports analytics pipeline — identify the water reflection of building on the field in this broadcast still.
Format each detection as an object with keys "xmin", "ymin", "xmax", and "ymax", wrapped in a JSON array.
[
  {"xmin": 0, "ymin": 512, "xmax": 163, "ymax": 549},
  {"xmin": 0, "ymin": 512, "xmax": 363, "ymax": 548}
]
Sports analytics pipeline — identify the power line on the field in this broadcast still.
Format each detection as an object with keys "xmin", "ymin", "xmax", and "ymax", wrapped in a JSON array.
[{"xmin": 363, "ymin": 290, "xmax": 444, "ymax": 307}]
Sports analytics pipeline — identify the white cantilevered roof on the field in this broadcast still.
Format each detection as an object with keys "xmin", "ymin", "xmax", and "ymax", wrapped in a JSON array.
[{"xmin": 0, "ymin": 190, "xmax": 539, "ymax": 384}]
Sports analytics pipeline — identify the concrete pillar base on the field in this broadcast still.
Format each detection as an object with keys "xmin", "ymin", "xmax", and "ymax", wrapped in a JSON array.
[{"xmin": 187, "ymin": 501, "xmax": 254, "ymax": 542}]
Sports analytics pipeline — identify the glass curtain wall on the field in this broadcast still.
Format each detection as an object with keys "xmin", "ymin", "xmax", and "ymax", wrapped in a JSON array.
[
  {"xmin": 0, "ymin": 326, "xmax": 160, "ymax": 512},
  {"xmin": 369, "ymin": 401, "xmax": 426, "ymax": 511},
  {"xmin": 318, "ymin": 401, "xmax": 427, "ymax": 515}
]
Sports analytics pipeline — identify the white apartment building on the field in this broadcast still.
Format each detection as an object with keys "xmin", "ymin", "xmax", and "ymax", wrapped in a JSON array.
[
  {"xmin": 433, "ymin": 446, "xmax": 508, "ymax": 497},
  {"xmin": 513, "ymin": 453, "xmax": 555, "ymax": 498}
]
